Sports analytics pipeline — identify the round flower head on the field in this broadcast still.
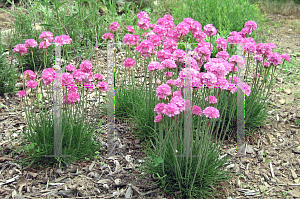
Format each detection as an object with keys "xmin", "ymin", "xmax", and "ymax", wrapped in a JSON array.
[
  {"xmin": 13, "ymin": 44, "xmax": 27, "ymax": 56},
  {"xmin": 24, "ymin": 39, "xmax": 38, "ymax": 48},
  {"xmin": 67, "ymin": 84, "xmax": 78, "ymax": 93},
  {"xmin": 23, "ymin": 70, "xmax": 36, "ymax": 80},
  {"xmin": 80, "ymin": 60, "xmax": 93, "ymax": 73},
  {"xmin": 73, "ymin": 69, "xmax": 86, "ymax": 83},
  {"xmin": 65, "ymin": 64, "xmax": 76, "ymax": 72},
  {"xmin": 173, "ymin": 90, "xmax": 182, "ymax": 97},
  {"xmin": 161, "ymin": 59, "xmax": 176, "ymax": 69},
  {"xmin": 244, "ymin": 21, "xmax": 257, "ymax": 32},
  {"xmin": 253, "ymin": 54, "xmax": 263, "ymax": 62},
  {"xmin": 39, "ymin": 31, "xmax": 54, "ymax": 42},
  {"xmin": 203, "ymin": 107, "xmax": 220, "ymax": 118},
  {"xmin": 203, "ymin": 24, "xmax": 217, "ymax": 37},
  {"xmin": 42, "ymin": 68, "xmax": 55, "ymax": 85},
  {"xmin": 163, "ymin": 39, "xmax": 178, "ymax": 53},
  {"xmin": 97, "ymin": 82, "xmax": 108, "ymax": 92},
  {"xmin": 216, "ymin": 51, "xmax": 229, "ymax": 60},
  {"xmin": 172, "ymin": 49, "xmax": 186, "ymax": 61},
  {"xmin": 165, "ymin": 72, "xmax": 173, "ymax": 78},
  {"xmin": 63, "ymin": 92, "xmax": 80, "ymax": 104},
  {"xmin": 153, "ymin": 25, "xmax": 167, "ymax": 39},
  {"xmin": 138, "ymin": 18, "xmax": 150, "ymax": 30},
  {"xmin": 166, "ymin": 79, "xmax": 175, "ymax": 86},
  {"xmin": 148, "ymin": 34, "xmax": 162, "ymax": 47},
  {"xmin": 102, "ymin": 33, "xmax": 114, "ymax": 41},
  {"xmin": 17, "ymin": 90, "xmax": 26, "ymax": 98},
  {"xmin": 175, "ymin": 22, "xmax": 190, "ymax": 38},
  {"xmin": 135, "ymin": 40, "xmax": 156, "ymax": 57},
  {"xmin": 126, "ymin": 26, "xmax": 135, "ymax": 33},
  {"xmin": 205, "ymin": 96, "xmax": 218, "ymax": 104},
  {"xmin": 154, "ymin": 115, "xmax": 164, "ymax": 123},
  {"xmin": 215, "ymin": 38, "xmax": 228, "ymax": 51},
  {"xmin": 164, "ymin": 103, "xmax": 180, "ymax": 117},
  {"xmin": 170, "ymin": 96, "xmax": 185, "ymax": 112},
  {"xmin": 39, "ymin": 41, "xmax": 51, "ymax": 49},
  {"xmin": 163, "ymin": 15, "xmax": 174, "ymax": 21},
  {"xmin": 93, "ymin": 74, "xmax": 103, "ymax": 81},
  {"xmin": 281, "ymin": 54, "xmax": 290, "ymax": 62},
  {"xmin": 148, "ymin": 61, "xmax": 162, "ymax": 71},
  {"xmin": 26, "ymin": 80, "xmax": 38, "ymax": 89},
  {"xmin": 156, "ymin": 84, "xmax": 172, "ymax": 99},
  {"xmin": 238, "ymin": 82, "xmax": 251, "ymax": 96},
  {"xmin": 192, "ymin": 105, "xmax": 202, "ymax": 116},
  {"xmin": 268, "ymin": 52, "xmax": 283, "ymax": 66},
  {"xmin": 157, "ymin": 49, "xmax": 172, "ymax": 62},
  {"xmin": 193, "ymin": 31, "xmax": 206, "ymax": 42},
  {"xmin": 137, "ymin": 11, "xmax": 149, "ymax": 20},
  {"xmin": 109, "ymin": 22, "xmax": 120, "ymax": 32},
  {"xmin": 190, "ymin": 20, "xmax": 202, "ymax": 33},
  {"xmin": 123, "ymin": 58, "xmax": 136, "ymax": 68},
  {"xmin": 62, "ymin": 72, "xmax": 74, "ymax": 86},
  {"xmin": 54, "ymin": 35, "xmax": 72, "ymax": 46},
  {"xmin": 154, "ymin": 103, "xmax": 166, "ymax": 115}
]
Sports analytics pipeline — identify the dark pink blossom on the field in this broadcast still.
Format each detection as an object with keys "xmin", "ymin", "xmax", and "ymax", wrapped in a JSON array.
[
  {"xmin": 24, "ymin": 39, "xmax": 38, "ymax": 48},
  {"xmin": 13, "ymin": 44, "xmax": 27, "ymax": 56}
]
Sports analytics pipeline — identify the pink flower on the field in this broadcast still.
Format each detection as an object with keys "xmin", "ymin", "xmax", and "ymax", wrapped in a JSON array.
[
  {"xmin": 172, "ymin": 49, "xmax": 186, "ymax": 61},
  {"xmin": 205, "ymin": 96, "xmax": 218, "ymax": 104},
  {"xmin": 62, "ymin": 72, "xmax": 74, "ymax": 86},
  {"xmin": 23, "ymin": 70, "xmax": 36, "ymax": 80},
  {"xmin": 39, "ymin": 41, "xmax": 51, "ymax": 49},
  {"xmin": 102, "ymin": 33, "xmax": 114, "ymax": 41},
  {"xmin": 154, "ymin": 115, "xmax": 164, "ymax": 123},
  {"xmin": 165, "ymin": 72, "xmax": 173, "ymax": 78},
  {"xmin": 183, "ymin": 18, "xmax": 194, "ymax": 27},
  {"xmin": 13, "ymin": 44, "xmax": 27, "ymax": 56},
  {"xmin": 156, "ymin": 84, "xmax": 172, "ymax": 99},
  {"xmin": 256, "ymin": 43, "xmax": 267, "ymax": 55},
  {"xmin": 268, "ymin": 52, "xmax": 282, "ymax": 66},
  {"xmin": 17, "ymin": 90, "xmax": 26, "ymax": 98},
  {"xmin": 109, "ymin": 22, "xmax": 120, "ymax": 32},
  {"xmin": 126, "ymin": 26, "xmax": 135, "ymax": 33},
  {"xmin": 243, "ymin": 42, "xmax": 256, "ymax": 54},
  {"xmin": 170, "ymin": 96, "xmax": 185, "ymax": 112},
  {"xmin": 239, "ymin": 27, "xmax": 251, "ymax": 37},
  {"xmin": 67, "ymin": 84, "xmax": 78, "ymax": 93},
  {"xmin": 24, "ymin": 39, "xmax": 38, "ymax": 48},
  {"xmin": 157, "ymin": 17, "xmax": 175, "ymax": 29},
  {"xmin": 229, "ymin": 55, "xmax": 245, "ymax": 68},
  {"xmin": 216, "ymin": 38, "xmax": 228, "ymax": 51},
  {"xmin": 54, "ymin": 35, "xmax": 72, "ymax": 46},
  {"xmin": 175, "ymin": 22, "xmax": 190, "ymax": 38},
  {"xmin": 137, "ymin": 11, "xmax": 149, "ymax": 20},
  {"xmin": 73, "ymin": 69, "xmax": 86, "ymax": 83},
  {"xmin": 161, "ymin": 59, "xmax": 176, "ymax": 69},
  {"xmin": 163, "ymin": 15, "xmax": 174, "ymax": 21},
  {"xmin": 164, "ymin": 103, "xmax": 180, "ymax": 117},
  {"xmin": 192, "ymin": 105, "xmax": 202, "ymax": 116},
  {"xmin": 193, "ymin": 31, "xmax": 206, "ymax": 42},
  {"xmin": 135, "ymin": 40, "xmax": 156, "ymax": 57},
  {"xmin": 201, "ymin": 72, "xmax": 217, "ymax": 85},
  {"xmin": 84, "ymin": 83, "xmax": 94, "ymax": 91},
  {"xmin": 154, "ymin": 103, "xmax": 166, "ymax": 115},
  {"xmin": 153, "ymin": 25, "xmax": 167, "ymax": 39},
  {"xmin": 63, "ymin": 92, "xmax": 80, "ymax": 104},
  {"xmin": 227, "ymin": 35, "xmax": 243, "ymax": 44},
  {"xmin": 281, "ymin": 54, "xmax": 291, "ymax": 62},
  {"xmin": 203, "ymin": 107, "xmax": 220, "ymax": 118},
  {"xmin": 65, "ymin": 64, "xmax": 75, "ymax": 72},
  {"xmin": 203, "ymin": 24, "xmax": 217, "ymax": 37},
  {"xmin": 42, "ymin": 68, "xmax": 55, "ymax": 85},
  {"xmin": 253, "ymin": 54, "xmax": 263, "ymax": 62},
  {"xmin": 148, "ymin": 61, "xmax": 162, "ymax": 71},
  {"xmin": 157, "ymin": 49, "xmax": 172, "ymax": 62},
  {"xmin": 166, "ymin": 29, "xmax": 179, "ymax": 42},
  {"xmin": 238, "ymin": 82, "xmax": 251, "ymax": 96},
  {"xmin": 264, "ymin": 62, "xmax": 270, "ymax": 68},
  {"xmin": 254, "ymin": 73, "xmax": 259, "ymax": 78},
  {"xmin": 190, "ymin": 20, "xmax": 202, "ymax": 34},
  {"xmin": 216, "ymin": 51, "xmax": 229, "ymax": 60},
  {"xmin": 123, "ymin": 34, "xmax": 138, "ymax": 45},
  {"xmin": 96, "ymin": 82, "xmax": 108, "ymax": 91},
  {"xmin": 166, "ymin": 79, "xmax": 175, "ymax": 86},
  {"xmin": 148, "ymin": 34, "xmax": 161, "ymax": 47},
  {"xmin": 26, "ymin": 80, "xmax": 38, "ymax": 89},
  {"xmin": 93, "ymin": 74, "xmax": 103, "ymax": 81},
  {"xmin": 244, "ymin": 21, "xmax": 257, "ymax": 32},
  {"xmin": 123, "ymin": 58, "xmax": 136, "ymax": 68},
  {"xmin": 228, "ymin": 76, "xmax": 240, "ymax": 84},
  {"xmin": 173, "ymin": 90, "xmax": 182, "ymax": 97},
  {"xmin": 94, "ymin": 46, "xmax": 99, "ymax": 51},
  {"xmin": 39, "ymin": 31, "xmax": 54, "ymax": 42},
  {"xmin": 163, "ymin": 39, "xmax": 178, "ymax": 53},
  {"xmin": 138, "ymin": 18, "xmax": 150, "ymax": 30},
  {"xmin": 80, "ymin": 60, "xmax": 93, "ymax": 73}
]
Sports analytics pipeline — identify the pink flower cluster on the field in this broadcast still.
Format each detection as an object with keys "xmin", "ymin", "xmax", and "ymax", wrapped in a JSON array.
[
  {"xmin": 109, "ymin": 22, "xmax": 120, "ymax": 32},
  {"xmin": 54, "ymin": 35, "xmax": 72, "ymax": 46},
  {"xmin": 123, "ymin": 58, "xmax": 136, "ymax": 68}
]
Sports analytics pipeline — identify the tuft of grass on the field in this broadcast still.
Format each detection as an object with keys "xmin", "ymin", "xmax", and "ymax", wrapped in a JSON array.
[{"xmin": 249, "ymin": 0, "xmax": 300, "ymax": 16}]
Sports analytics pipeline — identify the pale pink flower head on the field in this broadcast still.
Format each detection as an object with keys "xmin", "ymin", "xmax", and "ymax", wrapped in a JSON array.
[
  {"xmin": 73, "ymin": 69, "xmax": 86, "ymax": 83},
  {"xmin": 13, "ymin": 44, "xmax": 27, "ymax": 56},
  {"xmin": 96, "ymin": 82, "xmax": 108, "ymax": 92},
  {"xmin": 54, "ymin": 35, "xmax": 72, "ymax": 46},
  {"xmin": 174, "ymin": 78, "xmax": 184, "ymax": 88},
  {"xmin": 173, "ymin": 90, "xmax": 182, "ymax": 97},
  {"xmin": 148, "ymin": 34, "xmax": 162, "ymax": 47},
  {"xmin": 102, "ymin": 33, "xmax": 114, "ymax": 41},
  {"xmin": 201, "ymin": 72, "xmax": 217, "ymax": 85},
  {"xmin": 156, "ymin": 84, "xmax": 172, "ymax": 99},
  {"xmin": 193, "ymin": 31, "xmax": 206, "ymax": 42},
  {"xmin": 156, "ymin": 78, "xmax": 161, "ymax": 86},
  {"xmin": 238, "ymin": 82, "xmax": 251, "ymax": 96},
  {"xmin": 190, "ymin": 20, "xmax": 202, "ymax": 34},
  {"xmin": 67, "ymin": 84, "xmax": 78, "ymax": 93},
  {"xmin": 65, "ymin": 64, "xmax": 76, "ymax": 72},
  {"xmin": 166, "ymin": 79, "xmax": 175, "ymax": 86},
  {"xmin": 39, "ymin": 31, "xmax": 54, "ymax": 42},
  {"xmin": 216, "ymin": 51, "xmax": 229, "ymax": 60},
  {"xmin": 227, "ymin": 35, "xmax": 243, "ymax": 44},
  {"xmin": 172, "ymin": 49, "xmax": 186, "ymax": 61},
  {"xmin": 93, "ymin": 74, "xmax": 103, "ymax": 81},
  {"xmin": 63, "ymin": 92, "xmax": 80, "ymax": 104},
  {"xmin": 163, "ymin": 15, "xmax": 174, "ymax": 21},
  {"xmin": 123, "ymin": 58, "xmax": 136, "ymax": 68},
  {"xmin": 253, "ymin": 54, "xmax": 263, "ymax": 62},
  {"xmin": 264, "ymin": 62, "xmax": 270, "ymax": 68},
  {"xmin": 170, "ymin": 96, "xmax": 185, "ymax": 112},
  {"xmin": 281, "ymin": 54, "xmax": 290, "ymax": 62},
  {"xmin": 135, "ymin": 40, "xmax": 156, "ymax": 57},
  {"xmin": 39, "ymin": 41, "xmax": 51, "ymax": 49},
  {"xmin": 163, "ymin": 39, "xmax": 178, "ymax": 53},
  {"xmin": 17, "ymin": 90, "xmax": 26, "ymax": 98},
  {"xmin": 23, "ymin": 70, "xmax": 36, "ymax": 80},
  {"xmin": 203, "ymin": 24, "xmax": 217, "ymax": 37},
  {"xmin": 256, "ymin": 43, "xmax": 267, "ymax": 55},
  {"xmin": 126, "ymin": 26, "xmax": 135, "ymax": 33},
  {"xmin": 80, "ymin": 60, "xmax": 93, "ymax": 73},
  {"xmin": 157, "ymin": 49, "xmax": 172, "ymax": 62},
  {"xmin": 166, "ymin": 29, "xmax": 179, "ymax": 42},
  {"xmin": 148, "ymin": 61, "xmax": 162, "ymax": 71},
  {"xmin": 215, "ymin": 38, "xmax": 228, "ymax": 51},
  {"xmin": 164, "ymin": 103, "xmax": 180, "ymax": 117},
  {"xmin": 109, "ymin": 22, "xmax": 120, "ymax": 32},
  {"xmin": 161, "ymin": 59, "xmax": 176, "ymax": 69},
  {"xmin": 24, "ymin": 39, "xmax": 38, "ymax": 48},
  {"xmin": 153, "ymin": 25, "xmax": 167, "ymax": 39},
  {"xmin": 154, "ymin": 103, "xmax": 166, "ymax": 115},
  {"xmin": 26, "ymin": 80, "xmax": 38, "ymax": 89},
  {"xmin": 175, "ymin": 22, "xmax": 190, "ymax": 38},
  {"xmin": 192, "ymin": 105, "xmax": 202, "ymax": 116},
  {"xmin": 205, "ymin": 96, "xmax": 218, "ymax": 104},
  {"xmin": 268, "ymin": 52, "xmax": 282, "ymax": 66},
  {"xmin": 154, "ymin": 115, "xmax": 164, "ymax": 123},
  {"xmin": 137, "ymin": 11, "xmax": 149, "ymax": 21},
  {"xmin": 62, "ymin": 72, "xmax": 74, "ymax": 86},
  {"xmin": 228, "ymin": 76, "xmax": 240, "ymax": 84},
  {"xmin": 203, "ymin": 107, "xmax": 220, "ymax": 118},
  {"xmin": 229, "ymin": 55, "xmax": 245, "ymax": 68},
  {"xmin": 165, "ymin": 72, "xmax": 173, "ymax": 78},
  {"xmin": 42, "ymin": 68, "xmax": 55, "ymax": 85},
  {"xmin": 138, "ymin": 18, "xmax": 150, "ymax": 30},
  {"xmin": 244, "ymin": 21, "xmax": 257, "ymax": 32}
]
